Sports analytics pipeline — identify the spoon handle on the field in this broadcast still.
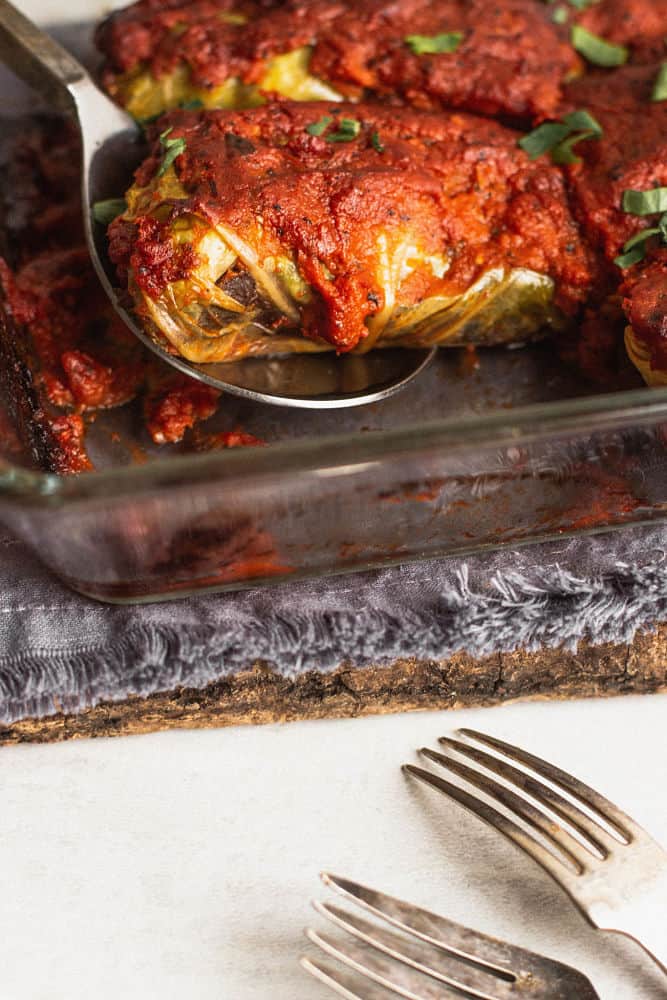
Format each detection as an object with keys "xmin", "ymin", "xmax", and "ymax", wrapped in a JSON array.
[{"xmin": 0, "ymin": 0, "xmax": 87, "ymax": 113}]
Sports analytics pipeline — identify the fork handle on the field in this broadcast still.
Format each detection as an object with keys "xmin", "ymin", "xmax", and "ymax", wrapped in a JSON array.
[
  {"xmin": 602, "ymin": 889, "xmax": 667, "ymax": 976},
  {"xmin": 0, "ymin": 0, "xmax": 87, "ymax": 113},
  {"xmin": 616, "ymin": 919, "xmax": 667, "ymax": 975}
]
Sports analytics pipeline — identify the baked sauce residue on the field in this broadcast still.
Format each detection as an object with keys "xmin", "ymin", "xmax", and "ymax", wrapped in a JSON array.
[{"xmin": 0, "ymin": 121, "xmax": 231, "ymax": 471}]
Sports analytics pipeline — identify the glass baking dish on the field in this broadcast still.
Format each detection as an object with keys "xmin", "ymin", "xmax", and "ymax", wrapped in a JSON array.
[
  {"xmin": 0, "ymin": 14, "xmax": 666, "ymax": 604},
  {"xmin": 1, "ymin": 355, "xmax": 666, "ymax": 602}
]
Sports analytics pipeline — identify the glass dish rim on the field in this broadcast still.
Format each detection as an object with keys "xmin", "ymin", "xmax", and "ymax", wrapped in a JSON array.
[{"xmin": 2, "ymin": 381, "xmax": 667, "ymax": 506}]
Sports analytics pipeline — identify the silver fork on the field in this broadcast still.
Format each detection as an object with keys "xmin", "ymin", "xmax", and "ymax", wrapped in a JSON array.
[
  {"xmin": 302, "ymin": 872, "xmax": 600, "ymax": 998},
  {"xmin": 404, "ymin": 728, "xmax": 667, "ymax": 975}
]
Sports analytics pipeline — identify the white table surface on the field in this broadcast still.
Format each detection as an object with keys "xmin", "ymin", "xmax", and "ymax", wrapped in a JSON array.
[
  {"xmin": 2, "ymin": 3, "xmax": 667, "ymax": 998},
  {"xmin": 1, "ymin": 694, "xmax": 666, "ymax": 1000}
]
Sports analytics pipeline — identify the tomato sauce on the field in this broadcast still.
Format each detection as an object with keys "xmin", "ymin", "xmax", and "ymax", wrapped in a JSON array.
[
  {"xmin": 192, "ymin": 428, "xmax": 265, "ymax": 449},
  {"xmin": 143, "ymin": 368, "xmax": 221, "ymax": 443},
  {"xmin": 47, "ymin": 414, "xmax": 94, "ymax": 474}
]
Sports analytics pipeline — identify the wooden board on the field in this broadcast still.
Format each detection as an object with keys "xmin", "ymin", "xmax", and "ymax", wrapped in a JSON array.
[{"xmin": 1, "ymin": 624, "xmax": 665, "ymax": 745}]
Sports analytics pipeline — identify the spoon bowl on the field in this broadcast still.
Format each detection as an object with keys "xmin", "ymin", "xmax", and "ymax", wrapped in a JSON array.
[{"xmin": 0, "ymin": 0, "xmax": 435, "ymax": 409}]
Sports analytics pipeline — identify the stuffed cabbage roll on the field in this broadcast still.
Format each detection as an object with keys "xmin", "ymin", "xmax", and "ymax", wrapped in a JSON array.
[
  {"xmin": 96, "ymin": 0, "xmax": 578, "ymax": 124},
  {"xmin": 559, "ymin": 64, "xmax": 667, "ymax": 386},
  {"xmin": 623, "ymin": 252, "xmax": 667, "ymax": 387},
  {"xmin": 106, "ymin": 101, "xmax": 598, "ymax": 363}
]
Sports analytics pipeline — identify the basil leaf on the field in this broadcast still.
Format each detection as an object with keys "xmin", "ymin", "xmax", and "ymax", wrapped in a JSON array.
[
  {"xmin": 623, "ymin": 188, "xmax": 667, "ymax": 216},
  {"xmin": 519, "ymin": 109, "xmax": 602, "ymax": 162},
  {"xmin": 518, "ymin": 122, "xmax": 570, "ymax": 159},
  {"xmin": 613, "ymin": 216, "xmax": 667, "ymax": 268},
  {"xmin": 613, "ymin": 229, "xmax": 659, "ymax": 269},
  {"xmin": 371, "ymin": 131, "xmax": 385, "ymax": 153},
  {"xmin": 179, "ymin": 98, "xmax": 204, "ymax": 111},
  {"xmin": 405, "ymin": 32, "xmax": 464, "ymax": 55},
  {"xmin": 652, "ymin": 63, "xmax": 667, "ymax": 102},
  {"xmin": 92, "ymin": 198, "xmax": 127, "ymax": 226},
  {"xmin": 561, "ymin": 109, "xmax": 603, "ymax": 136},
  {"xmin": 622, "ymin": 227, "xmax": 661, "ymax": 252},
  {"xmin": 305, "ymin": 116, "xmax": 333, "ymax": 136},
  {"xmin": 157, "ymin": 127, "xmax": 187, "ymax": 177},
  {"xmin": 571, "ymin": 25, "xmax": 628, "ymax": 67},
  {"xmin": 326, "ymin": 118, "xmax": 362, "ymax": 142},
  {"xmin": 306, "ymin": 116, "xmax": 362, "ymax": 142},
  {"xmin": 551, "ymin": 129, "xmax": 597, "ymax": 164},
  {"xmin": 614, "ymin": 245, "xmax": 647, "ymax": 269}
]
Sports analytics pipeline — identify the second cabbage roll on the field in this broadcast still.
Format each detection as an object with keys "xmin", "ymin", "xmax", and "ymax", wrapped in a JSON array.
[
  {"xmin": 96, "ymin": 0, "xmax": 578, "ymax": 124},
  {"xmin": 623, "ymin": 251, "xmax": 667, "ymax": 388},
  {"xmin": 107, "ymin": 102, "xmax": 598, "ymax": 362}
]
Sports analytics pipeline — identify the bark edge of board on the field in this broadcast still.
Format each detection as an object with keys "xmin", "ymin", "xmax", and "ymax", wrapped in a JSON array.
[{"xmin": 1, "ymin": 623, "xmax": 665, "ymax": 745}]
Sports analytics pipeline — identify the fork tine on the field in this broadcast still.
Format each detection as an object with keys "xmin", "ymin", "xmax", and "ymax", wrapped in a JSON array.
[
  {"xmin": 314, "ymin": 900, "xmax": 514, "ymax": 1000},
  {"xmin": 418, "ymin": 748, "xmax": 589, "ymax": 873},
  {"xmin": 437, "ymin": 737, "xmax": 618, "ymax": 855},
  {"xmin": 320, "ymin": 873, "xmax": 516, "ymax": 974},
  {"xmin": 307, "ymin": 926, "xmax": 488, "ymax": 999},
  {"xmin": 403, "ymin": 764, "xmax": 579, "ymax": 887},
  {"xmin": 317, "ymin": 877, "xmax": 603, "ymax": 1000},
  {"xmin": 457, "ymin": 730, "xmax": 635, "ymax": 842},
  {"xmin": 301, "ymin": 955, "xmax": 396, "ymax": 999}
]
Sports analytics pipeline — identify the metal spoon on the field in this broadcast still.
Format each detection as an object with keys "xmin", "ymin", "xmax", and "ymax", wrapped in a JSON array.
[{"xmin": 0, "ymin": 0, "xmax": 435, "ymax": 409}]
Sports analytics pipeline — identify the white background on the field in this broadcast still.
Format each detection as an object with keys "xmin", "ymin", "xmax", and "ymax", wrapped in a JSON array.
[
  {"xmin": 2, "ymin": 696, "xmax": 666, "ymax": 999},
  {"xmin": 2, "ymin": 2, "xmax": 667, "ymax": 997}
]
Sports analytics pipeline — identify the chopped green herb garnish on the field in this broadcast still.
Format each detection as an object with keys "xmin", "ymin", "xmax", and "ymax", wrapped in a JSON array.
[
  {"xmin": 613, "ymin": 245, "xmax": 646, "ymax": 269},
  {"xmin": 567, "ymin": 0, "xmax": 600, "ymax": 10},
  {"xmin": 157, "ymin": 127, "xmax": 187, "ymax": 177},
  {"xmin": 371, "ymin": 131, "xmax": 385, "ymax": 153},
  {"xmin": 614, "ymin": 223, "xmax": 665, "ymax": 268},
  {"xmin": 551, "ymin": 110, "xmax": 604, "ymax": 164},
  {"xmin": 571, "ymin": 25, "xmax": 628, "ymax": 66},
  {"xmin": 326, "ymin": 117, "xmax": 362, "ymax": 142},
  {"xmin": 519, "ymin": 122, "xmax": 570, "ymax": 159},
  {"xmin": 305, "ymin": 115, "xmax": 333, "ymax": 136},
  {"xmin": 623, "ymin": 226, "xmax": 662, "ymax": 251},
  {"xmin": 405, "ymin": 31, "xmax": 464, "ymax": 55},
  {"xmin": 652, "ymin": 63, "xmax": 667, "ymax": 102},
  {"xmin": 92, "ymin": 198, "xmax": 127, "ymax": 226},
  {"xmin": 305, "ymin": 116, "xmax": 362, "ymax": 143},
  {"xmin": 550, "ymin": 132, "xmax": 594, "ymax": 164},
  {"xmin": 615, "ymin": 190, "xmax": 667, "ymax": 267},
  {"xmin": 623, "ymin": 188, "xmax": 667, "ymax": 216},
  {"xmin": 561, "ymin": 109, "xmax": 604, "ymax": 134},
  {"xmin": 551, "ymin": 6, "xmax": 568, "ymax": 24},
  {"xmin": 519, "ymin": 109, "xmax": 603, "ymax": 164},
  {"xmin": 179, "ymin": 98, "xmax": 204, "ymax": 110}
]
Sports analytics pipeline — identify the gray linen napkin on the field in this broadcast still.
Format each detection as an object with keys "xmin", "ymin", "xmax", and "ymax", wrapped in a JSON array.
[{"xmin": 1, "ymin": 523, "xmax": 666, "ymax": 725}]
